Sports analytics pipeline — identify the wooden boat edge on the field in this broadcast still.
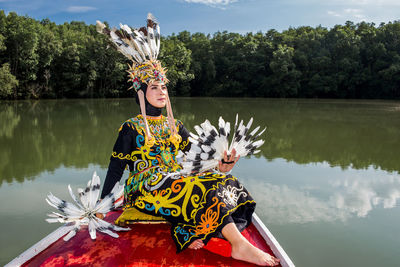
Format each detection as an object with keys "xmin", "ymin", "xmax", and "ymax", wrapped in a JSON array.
[
  {"xmin": 252, "ymin": 213, "xmax": 295, "ymax": 267},
  {"xmin": 5, "ymin": 224, "xmax": 75, "ymax": 267}
]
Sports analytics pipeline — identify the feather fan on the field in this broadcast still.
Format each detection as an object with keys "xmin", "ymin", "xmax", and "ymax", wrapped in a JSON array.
[
  {"xmin": 180, "ymin": 115, "xmax": 265, "ymax": 175},
  {"xmin": 45, "ymin": 171, "xmax": 129, "ymax": 241}
]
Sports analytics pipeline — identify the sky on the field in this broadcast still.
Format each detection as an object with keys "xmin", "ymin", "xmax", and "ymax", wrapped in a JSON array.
[{"xmin": 1, "ymin": 0, "xmax": 400, "ymax": 35}]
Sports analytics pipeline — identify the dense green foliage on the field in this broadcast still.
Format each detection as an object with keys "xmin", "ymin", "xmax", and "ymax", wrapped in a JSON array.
[
  {"xmin": 1, "ymin": 11, "xmax": 400, "ymax": 99},
  {"xmin": 0, "ymin": 63, "xmax": 18, "ymax": 97}
]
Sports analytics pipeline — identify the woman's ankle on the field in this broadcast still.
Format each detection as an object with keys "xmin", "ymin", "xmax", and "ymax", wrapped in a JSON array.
[{"xmin": 231, "ymin": 238, "xmax": 251, "ymax": 252}]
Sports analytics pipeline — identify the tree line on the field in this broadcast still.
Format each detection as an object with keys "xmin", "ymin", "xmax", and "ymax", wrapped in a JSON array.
[{"xmin": 1, "ymin": 10, "xmax": 400, "ymax": 99}]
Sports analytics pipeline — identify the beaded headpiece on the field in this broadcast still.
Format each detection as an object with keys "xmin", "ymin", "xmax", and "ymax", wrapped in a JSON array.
[
  {"xmin": 96, "ymin": 14, "xmax": 180, "ymax": 147},
  {"xmin": 128, "ymin": 59, "xmax": 169, "ymax": 91}
]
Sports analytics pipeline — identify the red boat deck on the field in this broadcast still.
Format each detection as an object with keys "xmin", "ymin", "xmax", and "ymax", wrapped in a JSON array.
[{"xmin": 23, "ymin": 211, "xmax": 281, "ymax": 266}]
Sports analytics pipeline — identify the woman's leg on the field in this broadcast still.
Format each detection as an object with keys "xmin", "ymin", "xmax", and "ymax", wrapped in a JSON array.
[{"xmin": 221, "ymin": 222, "xmax": 280, "ymax": 266}]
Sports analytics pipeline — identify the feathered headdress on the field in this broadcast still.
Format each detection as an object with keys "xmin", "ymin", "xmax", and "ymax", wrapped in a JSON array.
[{"xmin": 96, "ymin": 14, "xmax": 180, "ymax": 147}]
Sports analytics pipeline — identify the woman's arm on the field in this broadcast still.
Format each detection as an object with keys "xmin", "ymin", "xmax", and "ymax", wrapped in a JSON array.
[
  {"xmin": 100, "ymin": 122, "xmax": 136, "ymax": 199},
  {"xmin": 177, "ymin": 120, "xmax": 191, "ymax": 153}
]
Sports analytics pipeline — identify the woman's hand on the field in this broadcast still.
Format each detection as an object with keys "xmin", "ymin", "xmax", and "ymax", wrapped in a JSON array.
[
  {"xmin": 94, "ymin": 198, "xmax": 105, "ymax": 219},
  {"xmin": 96, "ymin": 213, "xmax": 105, "ymax": 220},
  {"xmin": 218, "ymin": 148, "xmax": 240, "ymax": 173}
]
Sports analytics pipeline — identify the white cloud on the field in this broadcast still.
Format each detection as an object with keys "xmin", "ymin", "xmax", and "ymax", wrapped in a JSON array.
[
  {"xmin": 66, "ymin": 6, "xmax": 97, "ymax": 13},
  {"xmin": 249, "ymin": 182, "xmax": 344, "ymax": 224},
  {"xmin": 330, "ymin": 184, "xmax": 376, "ymax": 217},
  {"xmin": 344, "ymin": 8, "xmax": 362, "ymax": 13},
  {"xmin": 244, "ymin": 169, "xmax": 400, "ymax": 224},
  {"xmin": 183, "ymin": 0, "xmax": 238, "ymax": 6},
  {"xmin": 330, "ymin": 175, "xmax": 400, "ymax": 217},
  {"xmin": 348, "ymin": 0, "xmax": 400, "ymax": 5},
  {"xmin": 344, "ymin": 8, "xmax": 366, "ymax": 20},
  {"xmin": 327, "ymin": 8, "xmax": 367, "ymax": 21},
  {"xmin": 327, "ymin": 11, "xmax": 341, "ymax": 17}
]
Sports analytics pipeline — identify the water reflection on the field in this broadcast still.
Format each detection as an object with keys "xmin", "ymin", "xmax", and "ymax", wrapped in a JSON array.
[
  {"xmin": 0, "ymin": 99, "xmax": 126, "ymax": 185},
  {"xmin": 1, "ymin": 99, "xmax": 400, "ymax": 267},
  {"xmin": 0, "ymin": 98, "xmax": 400, "ymax": 185},
  {"xmin": 330, "ymin": 173, "xmax": 400, "ymax": 217},
  {"xmin": 241, "ymin": 159, "xmax": 400, "ymax": 224},
  {"xmin": 0, "ymin": 104, "xmax": 21, "ymax": 138}
]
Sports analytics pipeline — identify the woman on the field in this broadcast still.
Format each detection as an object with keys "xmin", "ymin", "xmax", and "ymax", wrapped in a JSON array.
[
  {"xmin": 96, "ymin": 15, "xmax": 280, "ymax": 266},
  {"xmin": 98, "ymin": 80, "xmax": 279, "ymax": 266}
]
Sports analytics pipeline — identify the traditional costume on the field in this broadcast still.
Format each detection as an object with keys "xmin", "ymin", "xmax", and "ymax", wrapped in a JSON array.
[{"xmin": 97, "ymin": 14, "xmax": 259, "ymax": 252}]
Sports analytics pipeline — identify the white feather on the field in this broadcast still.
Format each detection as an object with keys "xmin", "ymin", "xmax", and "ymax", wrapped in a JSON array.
[
  {"xmin": 64, "ymin": 224, "xmax": 81, "ymax": 241},
  {"xmin": 131, "ymin": 38, "xmax": 146, "ymax": 62},
  {"xmin": 88, "ymin": 219, "xmax": 97, "ymax": 240},
  {"xmin": 155, "ymin": 24, "xmax": 161, "ymax": 58},
  {"xmin": 94, "ymin": 217, "xmax": 119, "ymax": 238},
  {"xmin": 63, "ymin": 230, "xmax": 77, "ymax": 241},
  {"xmin": 68, "ymin": 185, "xmax": 83, "ymax": 209},
  {"xmin": 249, "ymin": 126, "xmax": 260, "ymax": 136},
  {"xmin": 246, "ymin": 117, "xmax": 253, "ymax": 131},
  {"xmin": 119, "ymin": 23, "xmax": 132, "ymax": 34},
  {"xmin": 46, "ymin": 194, "xmax": 82, "ymax": 216},
  {"xmin": 133, "ymin": 30, "xmax": 152, "ymax": 59},
  {"xmin": 252, "ymin": 139, "xmax": 265, "ymax": 147},
  {"xmin": 78, "ymin": 187, "xmax": 89, "ymax": 209},
  {"xmin": 147, "ymin": 26, "xmax": 156, "ymax": 59},
  {"xmin": 88, "ymin": 171, "xmax": 101, "ymax": 209},
  {"xmin": 46, "ymin": 218, "xmax": 63, "ymax": 223}
]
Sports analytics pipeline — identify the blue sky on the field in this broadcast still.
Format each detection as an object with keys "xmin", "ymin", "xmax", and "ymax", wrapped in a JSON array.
[{"xmin": 1, "ymin": 0, "xmax": 400, "ymax": 35}]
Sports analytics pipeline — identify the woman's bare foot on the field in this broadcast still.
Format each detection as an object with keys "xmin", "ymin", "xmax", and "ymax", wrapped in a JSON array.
[
  {"xmin": 231, "ymin": 241, "xmax": 280, "ymax": 266},
  {"xmin": 188, "ymin": 239, "xmax": 204, "ymax": 250}
]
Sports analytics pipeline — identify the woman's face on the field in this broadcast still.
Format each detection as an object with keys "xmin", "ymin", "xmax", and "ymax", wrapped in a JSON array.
[{"xmin": 146, "ymin": 81, "xmax": 167, "ymax": 108}]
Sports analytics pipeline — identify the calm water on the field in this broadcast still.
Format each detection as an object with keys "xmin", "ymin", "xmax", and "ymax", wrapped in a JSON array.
[{"xmin": 1, "ymin": 98, "xmax": 400, "ymax": 266}]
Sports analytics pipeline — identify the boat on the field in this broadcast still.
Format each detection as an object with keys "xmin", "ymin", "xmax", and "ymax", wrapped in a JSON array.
[{"xmin": 6, "ymin": 209, "xmax": 294, "ymax": 267}]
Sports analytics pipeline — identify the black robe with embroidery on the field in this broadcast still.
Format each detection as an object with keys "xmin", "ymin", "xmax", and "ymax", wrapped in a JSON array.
[{"xmin": 101, "ymin": 115, "xmax": 256, "ymax": 252}]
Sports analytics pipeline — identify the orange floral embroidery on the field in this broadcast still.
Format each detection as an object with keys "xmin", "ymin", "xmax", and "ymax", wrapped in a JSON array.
[{"xmin": 194, "ymin": 197, "xmax": 226, "ymax": 235}]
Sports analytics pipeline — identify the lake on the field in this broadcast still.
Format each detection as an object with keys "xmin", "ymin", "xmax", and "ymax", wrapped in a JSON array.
[{"xmin": 0, "ymin": 98, "xmax": 399, "ymax": 266}]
